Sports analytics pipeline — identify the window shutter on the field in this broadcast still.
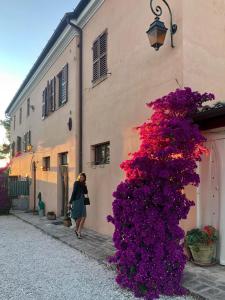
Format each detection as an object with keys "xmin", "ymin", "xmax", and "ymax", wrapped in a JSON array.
[
  {"xmin": 100, "ymin": 33, "xmax": 107, "ymax": 77},
  {"xmin": 48, "ymin": 80, "xmax": 52, "ymax": 112},
  {"xmin": 23, "ymin": 134, "xmax": 26, "ymax": 152},
  {"xmin": 93, "ymin": 40, "xmax": 99, "ymax": 61},
  {"xmin": 16, "ymin": 137, "xmax": 19, "ymax": 152},
  {"xmin": 61, "ymin": 64, "xmax": 68, "ymax": 104},
  {"xmin": 28, "ymin": 130, "xmax": 31, "ymax": 145},
  {"xmin": 51, "ymin": 77, "xmax": 56, "ymax": 111},
  {"xmin": 100, "ymin": 33, "xmax": 107, "ymax": 55},
  {"xmin": 47, "ymin": 81, "xmax": 51, "ymax": 114},
  {"xmin": 42, "ymin": 90, "xmax": 46, "ymax": 118},
  {"xmin": 44, "ymin": 87, "xmax": 48, "ymax": 116},
  {"xmin": 27, "ymin": 98, "xmax": 30, "ymax": 117},
  {"xmin": 100, "ymin": 55, "xmax": 107, "ymax": 77},
  {"xmin": 19, "ymin": 108, "xmax": 22, "ymax": 124},
  {"xmin": 92, "ymin": 32, "xmax": 107, "ymax": 82},
  {"xmin": 93, "ymin": 40, "xmax": 99, "ymax": 82},
  {"xmin": 93, "ymin": 61, "xmax": 100, "ymax": 82},
  {"xmin": 17, "ymin": 136, "xmax": 21, "ymax": 152}
]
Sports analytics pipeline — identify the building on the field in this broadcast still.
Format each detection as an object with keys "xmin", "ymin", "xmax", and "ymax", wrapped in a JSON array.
[
  {"xmin": 6, "ymin": 0, "xmax": 225, "ymax": 264},
  {"xmin": 5, "ymin": 14, "xmax": 81, "ymax": 216}
]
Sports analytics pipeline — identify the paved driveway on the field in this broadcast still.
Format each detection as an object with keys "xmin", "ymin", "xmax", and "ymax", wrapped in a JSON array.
[{"xmin": 0, "ymin": 216, "xmax": 193, "ymax": 300}]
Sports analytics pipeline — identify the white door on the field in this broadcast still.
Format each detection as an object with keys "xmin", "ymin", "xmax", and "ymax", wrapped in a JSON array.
[{"xmin": 199, "ymin": 132, "xmax": 225, "ymax": 265}]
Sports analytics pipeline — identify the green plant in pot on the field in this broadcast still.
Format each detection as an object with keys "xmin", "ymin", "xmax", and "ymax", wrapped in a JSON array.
[
  {"xmin": 186, "ymin": 226, "xmax": 218, "ymax": 265},
  {"xmin": 37, "ymin": 192, "xmax": 45, "ymax": 217}
]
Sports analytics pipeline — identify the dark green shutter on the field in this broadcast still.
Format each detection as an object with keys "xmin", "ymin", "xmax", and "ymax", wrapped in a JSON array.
[
  {"xmin": 51, "ymin": 77, "xmax": 56, "ymax": 111},
  {"xmin": 92, "ymin": 31, "xmax": 107, "ymax": 82},
  {"xmin": 61, "ymin": 64, "xmax": 68, "ymax": 104}
]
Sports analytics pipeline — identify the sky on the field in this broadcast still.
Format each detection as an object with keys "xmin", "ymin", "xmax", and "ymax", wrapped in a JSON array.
[{"xmin": 0, "ymin": 0, "xmax": 79, "ymax": 166}]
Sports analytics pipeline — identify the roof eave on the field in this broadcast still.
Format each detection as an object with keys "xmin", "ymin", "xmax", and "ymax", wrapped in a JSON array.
[{"xmin": 193, "ymin": 106, "xmax": 225, "ymax": 131}]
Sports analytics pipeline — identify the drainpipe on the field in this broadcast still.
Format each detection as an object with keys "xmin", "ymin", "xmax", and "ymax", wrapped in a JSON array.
[
  {"xmin": 33, "ymin": 161, "xmax": 36, "ymax": 214},
  {"xmin": 66, "ymin": 16, "xmax": 83, "ymax": 173}
]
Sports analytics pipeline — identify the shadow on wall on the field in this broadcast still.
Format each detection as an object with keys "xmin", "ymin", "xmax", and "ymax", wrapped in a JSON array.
[
  {"xmin": 29, "ymin": 178, "xmax": 70, "ymax": 217},
  {"xmin": 34, "ymin": 131, "xmax": 76, "ymax": 151}
]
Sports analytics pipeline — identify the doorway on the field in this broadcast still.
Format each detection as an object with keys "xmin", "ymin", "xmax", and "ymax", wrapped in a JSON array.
[
  {"xmin": 198, "ymin": 131, "xmax": 225, "ymax": 265},
  {"xmin": 59, "ymin": 153, "xmax": 68, "ymax": 217}
]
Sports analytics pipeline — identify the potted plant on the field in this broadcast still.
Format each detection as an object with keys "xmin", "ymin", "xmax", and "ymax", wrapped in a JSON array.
[
  {"xmin": 186, "ymin": 226, "xmax": 218, "ymax": 265},
  {"xmin": 47, "ymin": 211, "xmax": 56, "ymax": 220},
  {"xmin": 63, "ymin": 215, "xmax": 72, "ymax": 227},
  {"xmin": 63, "ymin": 204, "xmax": 72, "ymax": 227},
  {"xmin": 37, "ymin": 192, "xmax": 45, "ymax": 217}
]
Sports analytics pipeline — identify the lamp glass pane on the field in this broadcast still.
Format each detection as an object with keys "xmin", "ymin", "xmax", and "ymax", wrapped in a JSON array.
[{"xmin": 148, "ymin": 27, "xmax": 167, "ymax": 47}]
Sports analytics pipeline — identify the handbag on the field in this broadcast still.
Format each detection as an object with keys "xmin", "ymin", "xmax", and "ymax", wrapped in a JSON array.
[{"xmin": 84, "ymin": 196, "xmax": 90, "ymax": 205}]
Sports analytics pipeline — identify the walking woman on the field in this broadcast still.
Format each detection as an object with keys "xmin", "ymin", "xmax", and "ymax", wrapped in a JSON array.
[{"xmin": 69, "ymin": 173, "xmax": 88, "ymax": 239}]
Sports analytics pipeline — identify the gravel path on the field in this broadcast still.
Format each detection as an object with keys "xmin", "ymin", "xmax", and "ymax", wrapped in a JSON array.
[{"xmin": 0, "ymin": 216, "xmax": 194, "ymax": 300}]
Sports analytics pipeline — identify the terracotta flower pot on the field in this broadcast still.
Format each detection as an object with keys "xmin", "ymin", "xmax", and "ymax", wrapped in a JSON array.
[
  {"xmin": 189, "ymin": 243, "xmax": 216, "ymax": 265},
  {"xmin": 47, "ymin": 212, "xmax": 56, "ymax": 220},
  {"xmin": 63, "ymin": 218, "xmax": 72, "ymax": 227}
]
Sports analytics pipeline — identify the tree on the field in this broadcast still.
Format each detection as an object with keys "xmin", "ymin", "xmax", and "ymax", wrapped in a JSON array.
[
  {"xmin": 107, "ymin": 88, "xmax": 214, "ymax": 299},
  {"xmin": 0, "ymin": 116, "xmax": 11, "ymax": 160}
]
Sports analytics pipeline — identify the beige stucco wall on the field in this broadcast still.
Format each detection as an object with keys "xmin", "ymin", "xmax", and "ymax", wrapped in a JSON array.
[
  {"xmin": 10, "ymin": 35, "xmax": 80, "ymax": 216},
  {"xmin": 82, "ymin": 0, "xmax": 183, "ymax": 235},
  {"xmin": 183, "ymin": 0, "xmax": 225, "ymax": 101}
]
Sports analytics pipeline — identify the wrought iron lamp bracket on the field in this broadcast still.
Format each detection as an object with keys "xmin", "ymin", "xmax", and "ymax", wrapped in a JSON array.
[{"xmin": 150, "ymin": 0, "xmax": 177, "ymax": 48}]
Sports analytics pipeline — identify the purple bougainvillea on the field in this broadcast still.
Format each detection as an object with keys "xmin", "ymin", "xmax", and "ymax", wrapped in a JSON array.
[{"xmin": 107, "ymin": 88, "xmax": 214, "ymax": 299}]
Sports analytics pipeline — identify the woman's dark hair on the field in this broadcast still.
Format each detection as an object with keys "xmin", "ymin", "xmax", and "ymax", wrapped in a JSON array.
[{"xmin": 78, "ymin": 172, "xmax": 86, "ymax": 181}]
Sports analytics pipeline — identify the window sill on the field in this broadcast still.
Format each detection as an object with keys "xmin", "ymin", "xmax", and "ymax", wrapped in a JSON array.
[
  {"xmin": 92, "ymin": 75, "xmax": 108, "ymax": 88},
  {"xmin": 42, "ymin": 101, "xmax": 68, "ymax": 120},
  {"xmin": 92, "ymin": 162, "xmax": 110, "ymax": 167},
  {"xmin": 57, "ymin": 101, "xmax": 68, "ymax": 110}
]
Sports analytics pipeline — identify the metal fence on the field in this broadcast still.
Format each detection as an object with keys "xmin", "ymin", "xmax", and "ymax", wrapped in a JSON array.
[{"xmin": 8, "ymin": 178, "xmax": 29, "ymax": 197}]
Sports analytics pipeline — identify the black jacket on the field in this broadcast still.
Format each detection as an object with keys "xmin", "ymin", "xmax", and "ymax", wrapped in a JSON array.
[{"xmin": 69, "ymin": 181, "xmax": 88, "ymax": 203}]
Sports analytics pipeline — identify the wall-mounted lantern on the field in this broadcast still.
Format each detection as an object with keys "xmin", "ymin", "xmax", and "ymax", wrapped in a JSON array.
[
  {"xmin": 26, "ymin": 144, "xmax": 33, "ymax": 152},
  {"xmin": 67, "ymin": 117, "xmax": 72, "ymax": 131},
  {"xmin": 146, "ymin": 0, "xmax": 177, "ymax": 51}
]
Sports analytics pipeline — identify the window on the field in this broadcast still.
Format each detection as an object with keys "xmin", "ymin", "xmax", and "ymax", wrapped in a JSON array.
[
  {"xmin": 11, "ymin": 142, "xmax": 15, "ymax": 157},
  {"xmin": 42, "ymin": 156, "xmax": 50, "ymax": 171},
  {"xmin": 42, "ymin": 64, "xmax": 68, "ymax": 119},
  {"xmin": 23, "ymin": 133, "xmax": 27, "ymax": 152},
  {"xmin": 42, "ymin": 78, "xmax": 56, "ymax": 119},
  {"xmin": 27, "ymin": 98, "xmax": 30, "ymax": 117},
  {"xmin": 17, "ymin": 136, "xmax": 22, "ymax": 153},
  {"xmin": 93, "ymin": 142, "xmax": 110, "ymax": 165},
  {"xmin": 60, "ymin": 152, "xmax": 68, "ymax": 165},
  {"xmin": 42, "ymin": 88, "xmax": 47, "ymax": 118},
  {"xmin": 23, "ymin": 131, "xmax": 31, "ymax": 152},
  {"xmin": 49, "ymin": 78, "xmax": 56, "ymax": 112},
  {"xmin": 58, "ymin": 64, "xmax": 68, "ymax": 107},
  {"xmin": 19, "ymin": 108, "xmax": 22, "ymax": 124},
  {"xmin": 92, "ymin": 31, "xmax": 108, "ymax": 83}
]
